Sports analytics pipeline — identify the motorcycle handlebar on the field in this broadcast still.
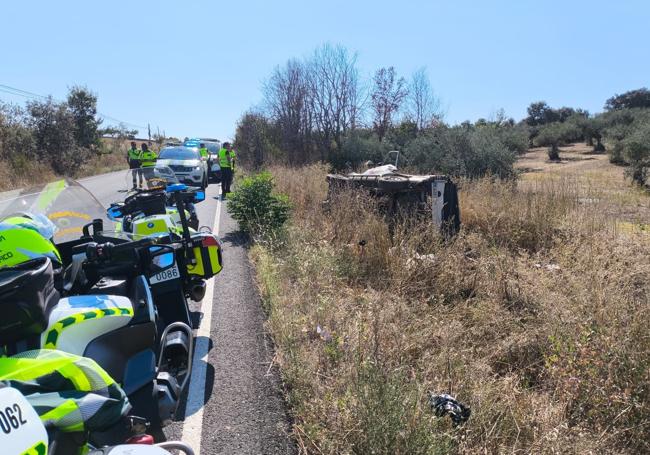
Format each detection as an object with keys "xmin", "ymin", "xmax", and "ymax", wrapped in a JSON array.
[{"xmin": 84, "ymin": 237, "xmax": 154, "ymax": 265}]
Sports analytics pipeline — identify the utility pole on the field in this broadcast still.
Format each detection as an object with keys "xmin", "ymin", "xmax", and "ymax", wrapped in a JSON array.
[{"xmin": 148, "ymin": 123, "xmax": 151, "ymax": 141}]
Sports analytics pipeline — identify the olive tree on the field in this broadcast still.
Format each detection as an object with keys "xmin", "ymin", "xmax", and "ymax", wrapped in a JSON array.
[
  {"xmin": 534, "ymin": 122, "xmax": 573, "ymax": 161},
  {"xmin": 67, "ymin": 86, "xmax": 101, "ymax": 149},
  {"xmin": 621, "ymin": 124, "xmax": 650, "ymax": 185},
  {"xmin": 27, "ymin": 97, "xmax": 89, "ymax": 174}
]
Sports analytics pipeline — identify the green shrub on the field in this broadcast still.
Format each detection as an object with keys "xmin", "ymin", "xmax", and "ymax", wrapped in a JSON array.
[
  {"xmin": 402, "ymin": 125, "xmax": 517, "ymax": 179},
  {"xmin": 622, "ymin": 123, "xmax": 650, "ymax": 185},
  {"xmin": 227, "ymin": 171, "xmax": 291, "ymax": 239},
  {"xmin": 334, "ymin": 131, "xmax": 392, "ymax": 170},
  {"xmin": 351, "ymin": 363, "xmax": 453, "ymax": 454}
]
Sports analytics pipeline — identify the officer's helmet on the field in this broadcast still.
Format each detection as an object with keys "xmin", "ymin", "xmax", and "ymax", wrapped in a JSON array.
[
  {"xmin": 0, "ymin": 214, "xmax": 61, "ymax": 268},
  {"xmin": 0, "ymin": 214, "xmax": 61, "ymax": 345}
]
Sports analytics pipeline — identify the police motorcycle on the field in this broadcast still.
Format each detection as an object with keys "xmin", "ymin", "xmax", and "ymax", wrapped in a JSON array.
[
  {"xmin": 107, "ymin": 166, "xmax": 222, "ymax": 329},
  {"xmin": 0, "ymin": 180, "xmax": 211, "ymax": 435},
  {"xmin": 0, "ymin": 380, "xmax": 195, "ymax": 454},
  {"xmin": 121, "ymin": 166, "xmax": 200, "ymax": 230}
]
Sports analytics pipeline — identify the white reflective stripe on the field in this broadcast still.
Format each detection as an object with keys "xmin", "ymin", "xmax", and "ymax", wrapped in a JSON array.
[{"xmin": 181, "ymin": 184, "xmax": 221, "ymax": 453}]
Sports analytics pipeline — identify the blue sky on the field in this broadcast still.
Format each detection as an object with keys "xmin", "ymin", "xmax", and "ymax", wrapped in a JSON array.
[{"xmin": 1, "ymin": 0, "xmax": 648, "ymax": 140}]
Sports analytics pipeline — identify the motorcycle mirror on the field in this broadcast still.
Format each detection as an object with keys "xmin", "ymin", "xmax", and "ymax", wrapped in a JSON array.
[
  {"xmin": 107, "ymin": 205, "xmax": 123, "ymax": 221},
  {"xmin": 194, "ymin": 191, "xmax": 205, "ymax": 202},
  {"xmin": 148, "ymin": 245, "xmax": 176, "ymax": 275}
]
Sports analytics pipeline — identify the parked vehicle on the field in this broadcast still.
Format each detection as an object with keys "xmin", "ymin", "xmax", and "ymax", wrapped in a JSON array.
[
  {"xmin": 156, "ymin": 146, "xmax": 208, "ymax": 189},
  {"xmin": 108, "ymin": 167, "xmax": 223, "ymax": 327},
  {"xmin": 326, "ymin": 151, "xmax": 461, "ymax": 236},
  {"xmin": 0, "ymin": 381, "xmax": 195, "ymax": 454},
  {"xmin": 120, "ymin": 166, "xmax": 201, "ymax": 230},
  {"xmin": 184, "ymin": 138, "xmax": 222, "ymax": 183},
  {"xmin": 0, "ymin": 180, "xmax": 195, "ymax": 434}
]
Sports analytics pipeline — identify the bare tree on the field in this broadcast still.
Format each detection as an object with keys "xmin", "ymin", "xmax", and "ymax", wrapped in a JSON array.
[
  {"xmin": 235, "ymin": 110, "xmax": 277, "ymax": 169},
  {"xmin": 371, "ymin": 67, "xmax": 408, "ymax": 141},
  {"xmin": 260, "ymin": 45, "xmax": 362, "ymax": 162},
  {"xmin": 307, "ymin": 43, "xmax": 361, "ymax": 159},
  {"xmin": 406, "ymin": 67, "xmax": 441, "ymax": 129},
  {"xmin": 263, "ymin": 59, "xmax": 312, "ymax": 163}
]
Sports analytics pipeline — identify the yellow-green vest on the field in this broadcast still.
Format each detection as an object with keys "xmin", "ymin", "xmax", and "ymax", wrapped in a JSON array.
[
  {"xmin": 139, "ymin": 150, "xmax": 158, "ymax": 167},
  {"xmin": 127, "ymin": 148, "xmax": 140, "ymax": 160},
  {"xmin": 218, "ymin": 148, "xmax": 235, "ymax": 168}
]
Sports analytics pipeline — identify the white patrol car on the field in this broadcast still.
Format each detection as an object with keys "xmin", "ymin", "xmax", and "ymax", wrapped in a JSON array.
[{"xmin": 156, "ymin": 146, "xmax": 208, "ymax": 189}]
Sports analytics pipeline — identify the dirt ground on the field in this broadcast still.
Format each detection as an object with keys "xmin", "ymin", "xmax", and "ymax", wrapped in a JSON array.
[{"xmin": 516, "ymin": 143, "xmax": 650, "ymax": 230}]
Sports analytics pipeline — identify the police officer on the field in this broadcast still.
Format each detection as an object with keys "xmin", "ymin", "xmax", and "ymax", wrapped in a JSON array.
[
  {"xmin": 135, "ymin": 143, "xmax": 157, "ymax": 188},
  {"xmin": 139, "ymin": 142, "xmax": 158, "ymax": 167},
  {"xmin": 218, "ymin": 142, "xmax": 235, "ymax": 197},
  {"xmin": 127, "ymin": 141, "xmax": 140, "ymax": 187},
  {"xmin": 199, "ymin": 143, "xmax": 209, "ymax": 159}
]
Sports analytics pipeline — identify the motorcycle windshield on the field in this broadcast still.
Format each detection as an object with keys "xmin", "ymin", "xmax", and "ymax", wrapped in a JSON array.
[
  {"xmin": 124, "ymin": 166, "xmax": 179, "ymax": 192},
  {"xmin": 0, "ymin": 179, "xmax": 112, "ymax": 243}
]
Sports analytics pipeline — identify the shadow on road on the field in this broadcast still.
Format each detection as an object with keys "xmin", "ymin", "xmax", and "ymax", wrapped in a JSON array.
[
  {"xmin": 179, "ymin": 336, "xmax": 216, "ymax": 420},
  {"xmin": 220, "ymin": 230, "xmax": 248, "ymax": 247},
  {"xmin": 190, "ymin": 311, "xmax": 203, "ymax": 329}
]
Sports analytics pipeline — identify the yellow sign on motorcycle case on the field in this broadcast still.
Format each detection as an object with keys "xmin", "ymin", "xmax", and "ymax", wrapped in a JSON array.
[
  {"xmin": 187, "ymin": 233, "xmax": 222, "ymax": 278},
  {"xmin": 133, "ymin": 216, "xmax": 173, "ymax": 236}
]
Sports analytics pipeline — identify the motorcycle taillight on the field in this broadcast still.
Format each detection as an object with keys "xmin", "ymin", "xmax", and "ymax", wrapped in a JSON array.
[{"xmin": 126, "ymin": 434, "xmax": 155, "ymax": 445}]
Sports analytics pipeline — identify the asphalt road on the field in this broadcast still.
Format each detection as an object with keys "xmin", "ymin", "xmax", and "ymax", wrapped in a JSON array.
[{"xmin": 79, "ymin": 171, "xmax": 295, "ymax": 454}]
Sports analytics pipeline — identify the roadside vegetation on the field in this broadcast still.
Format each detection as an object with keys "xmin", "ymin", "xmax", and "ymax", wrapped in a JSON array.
[
  {"xmin": 0, "ymin": 87, "xmax": 134, "ymax": 190},
  {"xmin": 230, "ymin": 44, "xmax": 650, "ymax": 454},
  {"xmin": 245, "ymin": 163, "xmax": 650, "ymax": 454},
  {"xmin": 234, "ymin": 44, "xmax": 650, "ymax": 190}
]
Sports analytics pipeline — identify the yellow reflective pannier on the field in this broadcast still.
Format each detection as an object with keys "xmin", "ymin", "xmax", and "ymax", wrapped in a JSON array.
[{"xmin": 186, "ymin": 233, "xmax": 223, "ymax": 278}]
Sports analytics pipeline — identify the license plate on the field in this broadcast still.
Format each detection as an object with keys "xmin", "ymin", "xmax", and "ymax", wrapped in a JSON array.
[
  {"xmin": 150, "ymin": 264, "xmax": 181, "ymax": 284},
  {"xmin": 0, "ymin": 387, "xmax": 47, "ymax": 454}
]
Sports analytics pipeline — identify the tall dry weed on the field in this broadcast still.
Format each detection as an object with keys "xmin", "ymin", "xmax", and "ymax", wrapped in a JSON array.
[
  {"xmin": 0, "ymin": 160, "xmax": 56, "ymax": 191},
  {"xmin": 252, "ymin": 165, "xmax": 650, "ymax": 454}
]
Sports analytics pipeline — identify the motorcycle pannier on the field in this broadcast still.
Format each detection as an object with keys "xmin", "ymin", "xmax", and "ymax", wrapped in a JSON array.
[
  {"xmin": 186, "ymin": 233, "xmax": 223, "ymax": 279},
  {"xmin": 0, "ymin": 257, "xmax": 59, "ymax": 345}
]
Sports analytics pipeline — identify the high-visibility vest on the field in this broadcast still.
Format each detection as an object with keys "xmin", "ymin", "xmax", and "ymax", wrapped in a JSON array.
[
  {"xmin": 127, "ymin": 148, "xmax": 140, "ymax": 160},
  {"xmin": 139, "ymin": 150, "xmax": 158, "ymax": 167},
  {"xmin": 218, "ymin": 148, "xmax": 232, "ymax": 168},
  {"xmin": 199, "ymin": 147, "xmax": 209, "ymax": 159}
]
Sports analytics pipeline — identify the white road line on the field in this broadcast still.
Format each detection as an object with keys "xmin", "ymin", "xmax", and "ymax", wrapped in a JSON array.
[{"xmin": 181, "ymin": 185, "xmax": 222, "ymax": 453}]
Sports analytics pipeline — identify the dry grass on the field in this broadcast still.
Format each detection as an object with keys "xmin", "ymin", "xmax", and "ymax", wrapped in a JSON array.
[
  {"xmin": 252, "ymin": 157, "xmax": 650, "ymax": 454},
  {"xmin": 0, "ymin": 160, "xmax": 57, "ymax": 191},
  {"xmin": 0, "ymin": 140, "xmax": 129, "ymax": 191},
  {"xmin": 76, "ymin": 149, "xmax": 128, "ymax": 177}
]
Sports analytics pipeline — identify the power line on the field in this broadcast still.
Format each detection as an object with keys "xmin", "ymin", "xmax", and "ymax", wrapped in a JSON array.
[
  {"xmin": 0, "ymin": 83, "xmax": 148, "ymax": 130},
  {"xmin": 0, "ymin": 84, "xmax": 49, "ymax": 100}
]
